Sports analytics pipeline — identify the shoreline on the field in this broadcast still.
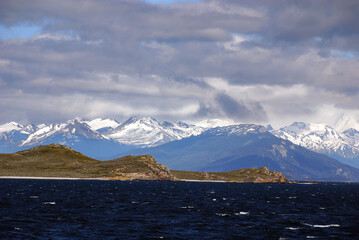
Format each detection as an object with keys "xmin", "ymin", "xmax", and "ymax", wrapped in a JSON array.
[
  {"xmin": 0, "ymin": 176, "xmax": 272, "ymax": 183},
  {"xmin": 0, "ymin": 176, "xmax": 228, "ymax": 182},
  {"xmin": 0, "ymin": 176, "xmax": 106, "ymax": 180},
  {"xmin": 179, "ymin": 179, "xmax": 227, "ymax": 183},
  {"xmin": 0, "ymin": 176, "xmax": 290, "ymax": 183}
]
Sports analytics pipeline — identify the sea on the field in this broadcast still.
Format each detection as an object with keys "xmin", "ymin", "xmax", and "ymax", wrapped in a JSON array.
[{"xmin": 0, "ymin": 179, "xmax": 358, "ymax": 239}]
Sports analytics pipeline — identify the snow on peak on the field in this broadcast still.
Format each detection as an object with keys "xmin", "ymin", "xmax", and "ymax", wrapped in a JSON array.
[
  {"xmin": 20, "ymin": 123, "xmax": 66, "ymax": 146},
  {"xmin": 107, "ymin": 116, "xmax": 204, "ymax": 147},
  {"xmin": 280, "ymin": 122, "xmax": 338, "ymax": 136},
  {"xmin": 334, "ymin": 114, "xmax": 359, "ymax": 133},
  {"xmin": 20, "ymin": 119, "xmax": 106, "ymax": 146},
  {"xmin": 342, "ymin": 128, "xmax": 359, "ymax": 147},
  {"xmin": 194, "ymin": 119, "xmax": 237, "ymax": 129},
  {"xmin": 272, "ymin": 121, "xmax": 359, "ymax": 161},
  {"xmin": 0, "ymin": 122, "xmax": 23, "ymax": 133},
  {"xmin": 84, "ymin": 118, "xmax": 120, "ymax": 131},
  {"xmin": 205, "ymin": 124, "xmax": 267, "ymax": 136}
]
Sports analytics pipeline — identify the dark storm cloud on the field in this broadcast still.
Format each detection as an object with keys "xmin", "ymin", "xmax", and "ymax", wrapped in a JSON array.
[
  {"xmin": 215, "ymin": 93, "xmax": 267, "ymax": 121},
  {"xmin": 0, "ymin": 0, "xmax": 358, "ymax": 124}
]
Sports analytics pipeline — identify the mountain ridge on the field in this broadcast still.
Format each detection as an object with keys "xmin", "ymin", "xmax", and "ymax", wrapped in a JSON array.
[
  {"xmin": 127, "ymin": 124, "xmax": 359, "ymax": 182},
  {"xmin": 0, "ymin": 144, "xmax": 290, "ymax": 183},
  {"xmin": 1, "ymin": 117, "xmax": 359, "ymax": 171},
  {"xmin": 271, "ymin": 122, "xmax": 359, "ymax": 168}
]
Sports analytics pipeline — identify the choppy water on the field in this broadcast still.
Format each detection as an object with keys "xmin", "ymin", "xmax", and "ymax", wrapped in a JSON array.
[{"xmin": 0, "ymin": 179, "xmax": 358, "ymax": 239}]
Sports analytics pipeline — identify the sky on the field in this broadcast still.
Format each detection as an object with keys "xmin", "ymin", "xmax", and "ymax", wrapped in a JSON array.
[{"xmin": 0, "ymin": 0, "xmax": 358, "ymax": 128}]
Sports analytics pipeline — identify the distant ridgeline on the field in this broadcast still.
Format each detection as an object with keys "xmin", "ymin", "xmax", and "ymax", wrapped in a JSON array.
[
  {"xmin": 0, "ymin": 144, "xmax": 288, "ymax": 183},
  {"xmin": 1, "ymin": 117, "xmax": 359, "ymax": 182}
]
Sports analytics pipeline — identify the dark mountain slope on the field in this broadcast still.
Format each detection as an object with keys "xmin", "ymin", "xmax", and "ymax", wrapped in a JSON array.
[{"xmin": 128, "ymin": 124, "xmax": 359, "ymax": 182}]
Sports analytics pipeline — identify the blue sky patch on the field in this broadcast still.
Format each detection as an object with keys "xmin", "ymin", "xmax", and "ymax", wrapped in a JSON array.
[{"xmin": 0, "ymin": 23, "xmax": 42, "ymax": 40}]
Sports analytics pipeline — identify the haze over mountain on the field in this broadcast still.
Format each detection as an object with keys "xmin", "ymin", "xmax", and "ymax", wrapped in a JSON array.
[{"xmin": 334, "ymin": 114, "xmax": 359, "ymax": 134}]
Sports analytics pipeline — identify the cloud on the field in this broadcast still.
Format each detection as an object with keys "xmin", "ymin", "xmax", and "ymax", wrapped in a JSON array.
[
  {"xmin": 215, "ymin": 93, "xmax": 267, "ymax": 122},
  {"xmin": 0, "ymin": 0, "xmax": 358, "ymax": 126}
]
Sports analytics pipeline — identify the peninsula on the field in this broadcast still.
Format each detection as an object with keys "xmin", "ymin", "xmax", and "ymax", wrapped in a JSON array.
[{"xmin": 0, "ymin": 144, "xmax": 288, "ymax": 183}]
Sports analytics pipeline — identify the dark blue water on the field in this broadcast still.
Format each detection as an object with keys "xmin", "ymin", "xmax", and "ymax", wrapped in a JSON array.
[{"xmin": 0, "ymin": 180, "xmax": 358, "ymax": 239}]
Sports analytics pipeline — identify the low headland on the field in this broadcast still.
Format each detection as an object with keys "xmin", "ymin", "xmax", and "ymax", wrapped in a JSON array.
[
  {"xmin": 171, "ymin": 168, "xmax": 288, "ymax": 183},
  {"xmin": 0, "ymin": 144, "xmax": 289, "ymax": 183}
]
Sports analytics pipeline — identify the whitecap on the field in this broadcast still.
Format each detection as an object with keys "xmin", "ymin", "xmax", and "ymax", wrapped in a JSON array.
[
  {"xmin": 286, "ymin": 227, "xmax": 299, "ymax": 230},
  {"xmin": 43, "ymin": 202, "xmax": 56, "ymax": 205},
  {"xmin": 235, "ymin": 211, "xmax": 249, "ymax": 215},
  {"xmin": 30, "ymin": 196, "xmax": 38, "ymax": 199},
  {"xmin": 303, "ymin": 223, "xmax": 340, "ymax": 228},
  {"xmin": 216, "ymin": 213, "xmax": 229, "ymax": 217},
  {"xmin": 212, "ymin": 198, "xmax": 217, "ymax": 201},
  {"xmin": 313, "ymin": 224, "xmax": 340, "ymax": 228}
]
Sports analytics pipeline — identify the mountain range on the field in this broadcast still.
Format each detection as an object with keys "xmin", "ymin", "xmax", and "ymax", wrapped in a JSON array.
[
  {"xmin": 0, "ymin": 143, "xmax": 289, "ymax": 183},
  {"xmin": 0, "ymin": 117, "xmax": 205, "ymax": 159},
  {"xmin": 128, "ymin": 124, "xmax": 359, "ymax": 182},
  {"xmin": 271, "ymin": 122, "xmax": 359, "ymax": 168},
  {"xmin": 1, "ymin": 116, "xmax": 359, "ymax": 181}
]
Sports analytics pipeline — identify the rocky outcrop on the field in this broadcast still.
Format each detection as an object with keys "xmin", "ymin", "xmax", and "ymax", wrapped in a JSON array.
[
  {"xmin": 106, "ymin": 155, "xmax": 175, "ymax": 181},
  {"xmin": 171, "ymin": 167, "xmax": 289, "ymax": 183}
]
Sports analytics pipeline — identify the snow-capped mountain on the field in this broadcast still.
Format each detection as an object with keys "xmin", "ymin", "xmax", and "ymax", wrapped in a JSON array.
[
  {"xmin": 129, "ymin": 123, "xmax": 359, "ymax": 181},
  {"xmin": 271, "ymin": 122, "xmax": 359, "ymax": 168},
  {"xmin": 0, "ymin": 122, "xmax": 23, "ymax": 133},
  {"xmin": 334, "ymin": 114, "xmax": 359, "ymax": 133},
  {"xmin": 193, "ymin": 118, "xmax": 237, "ymax": 129},
  {"xmin": 107, "ymin": 117, "xmax": 204, "ymax": 147},
  {"xmin": 0, "ymin": 122, "xmax": 38, "ymax": 151},
  {"xmin": 17, "ymin": 119, "xmax": 136, "ymax": 159},
  {"xmin": 21, "ymin": 119, "xmax": 107, "ymax": 147},
  {"xmin": 0, "ymin": 117, "xmax": 205, "ymax": 158},
  {"xmin": 202, "ymin": 124, "xmax": 267, "ymax": 137},
  {"xmin": 3, "ymin": 117, "xmax": 359, "ymax": 169},
  {"xmin": 2, "ymin": 117, "xmax": 359, "ymax": 181},
  {"xmin": 84, "ymin": 118, "xmax": 120, "ymax": 133},
  {"xmin": 342, "ymin": 128, "xmax": 359, "ymax": 148}
]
